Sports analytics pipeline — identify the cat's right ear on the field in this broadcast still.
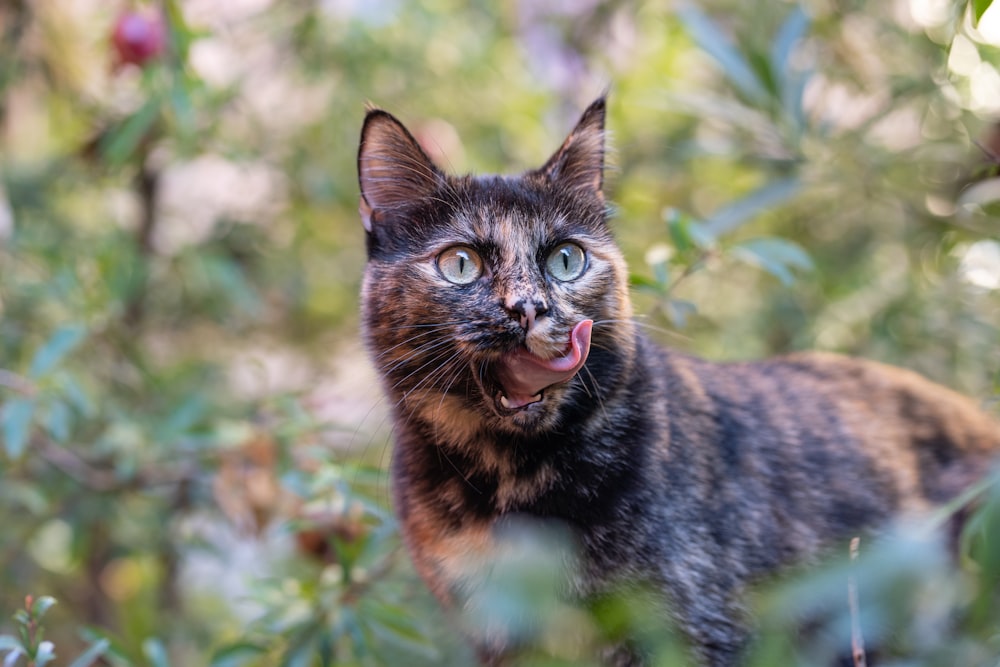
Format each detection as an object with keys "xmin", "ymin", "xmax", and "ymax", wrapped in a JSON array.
[
  {"xmin": 539, "ymin": 97, "xmax": 607, "ymax": 197},
  {"xmin": 358, "ymin": 108, "xmax": 443, "ymax": 232}
]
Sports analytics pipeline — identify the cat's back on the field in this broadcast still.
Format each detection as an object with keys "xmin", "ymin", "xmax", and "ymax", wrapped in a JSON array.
[{"xmin": 650, "ymin": 343, "xmax": 999, "ymax": 508}]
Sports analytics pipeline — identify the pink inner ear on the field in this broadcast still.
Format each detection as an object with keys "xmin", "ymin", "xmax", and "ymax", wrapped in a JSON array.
[
  {"xmin": 358, "ymin": 111, "xmax": 442, "ymax": 219},
  {"xmin": 359, "ymin": 198, "xmax": 373, "ymax": 232},
  {"xmin": 495, "ymin": 320, "xmax": 593, "ymax": 407}
]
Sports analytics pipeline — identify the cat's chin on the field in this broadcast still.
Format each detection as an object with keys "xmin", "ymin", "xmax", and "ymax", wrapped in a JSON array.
[
  {"xmin": 488, "ymin": 390, "xmax": 556, "ymax": 430},
  {"xmin": 486, "ymin": 384, "xmax": 576, "ymax": 431},
  {"xmin": 498, "ymin": 393, "xmax": 542, "ymax": 410}
]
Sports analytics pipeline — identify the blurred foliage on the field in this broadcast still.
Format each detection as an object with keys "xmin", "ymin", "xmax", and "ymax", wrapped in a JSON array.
[{"xmin": 0, "ymin": 0, "xmax": 999, "ymax": 665}]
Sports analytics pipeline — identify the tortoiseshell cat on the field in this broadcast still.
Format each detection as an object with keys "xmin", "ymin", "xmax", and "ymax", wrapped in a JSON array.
[{"xmin": 356, "ymin": 97, "xmax": 1000, "ymax": 666}]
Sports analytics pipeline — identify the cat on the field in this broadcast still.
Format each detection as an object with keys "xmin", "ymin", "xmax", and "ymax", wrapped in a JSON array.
[{"xmin": 356, "ymin": 96, "xmax": 1000, "ymax": 666}]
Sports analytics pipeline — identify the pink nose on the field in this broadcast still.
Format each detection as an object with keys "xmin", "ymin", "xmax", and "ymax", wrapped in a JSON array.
[{"xmin": 504, "ymin": 296, "xmax": 548, "ymax": 330}]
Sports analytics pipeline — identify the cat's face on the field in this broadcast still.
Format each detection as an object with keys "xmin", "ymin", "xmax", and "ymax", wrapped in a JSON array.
[{"xmin": 358, "ymin": 99, "xmax": 633, "ymax": 436}]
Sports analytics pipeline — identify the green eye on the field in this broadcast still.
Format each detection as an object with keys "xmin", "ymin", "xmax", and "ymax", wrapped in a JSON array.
[
  {"xmin": 546, "ymin": 243, "xmax": 587, "ymax": 281},
  {"xmin": 437, "ymin": 245, "xmax": 483, "ymax": 285}
]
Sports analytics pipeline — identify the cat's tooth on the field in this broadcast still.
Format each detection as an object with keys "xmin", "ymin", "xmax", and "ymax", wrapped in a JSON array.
[{"xmin": 499, "ymin": 394, "xmax": 543, "ymax": 410}]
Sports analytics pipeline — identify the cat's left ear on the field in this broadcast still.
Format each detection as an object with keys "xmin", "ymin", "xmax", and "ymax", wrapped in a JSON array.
[
  {"xmin": 358, "ymin": 107, "xmax": 444, "ymax": 232},
  {"xmin": 539, "ymin": 97, "xmax": 606, "ymax": 197}
]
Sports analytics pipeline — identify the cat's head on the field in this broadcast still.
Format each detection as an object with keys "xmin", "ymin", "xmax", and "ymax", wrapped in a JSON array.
[{"xmin": 358, "ymin": 98, "xmax": 634, "ymax": 437}]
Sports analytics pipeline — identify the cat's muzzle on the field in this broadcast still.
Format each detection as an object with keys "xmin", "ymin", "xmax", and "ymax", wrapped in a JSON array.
[{"xmin": 490, "ymin": 319, "xmax": 593, "ymax": 413}]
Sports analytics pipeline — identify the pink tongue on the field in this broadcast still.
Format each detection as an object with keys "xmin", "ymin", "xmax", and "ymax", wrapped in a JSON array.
[{"xmin": 495, "ymin": 320, "xmax": 593, "ymax": 409}]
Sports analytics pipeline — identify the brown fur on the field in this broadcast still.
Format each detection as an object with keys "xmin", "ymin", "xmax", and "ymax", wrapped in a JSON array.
[{"xmin": 356, "ymin": 97, "xmax": 1000, "ymax": 666}]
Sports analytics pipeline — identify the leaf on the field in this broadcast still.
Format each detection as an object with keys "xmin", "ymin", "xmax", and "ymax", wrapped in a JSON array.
[
  {"xmin": 363, "ymin": 602, "xmax": 438, "ymax": 660},
  {"xmin": 99, "ymin": 98, "xmax": 161, "ymax": 166},
  {"xmin": 630, "ymin": 274, "xmax": 667, "ymax": 293},
  {"xmin": 2, "ymin": 398, "xmax": 36, "ymax": 459},
  {"xmin": 66, "ymin": 639, "xmax": 110, "ymax": 667},
  {"xmin": 2, "ymin": 647, "xmax": 23, "ymax": 667},
  {"xmin": 209, "ymin": 642, "xmax": 268, "ymax": 667},
  {"xmin": 34, "ymin": 642, "xmax": 56, "ymax": 667},
  {"xmin": 770, "ymin": 6, "xmax": 810, "ymax": 79},
  {"xmin": 43, "ymin": 401, "xmax": 72, "ymax": 443},
  {"xmin": 703, "ymin": 178, "xmax": 801, "ymax": 237},
  {"xmin": 665, "ymin": 209, "xmax": 715, "ymax": 251},
  {"xmin": 665, "ymin": 299, "xmax": 698, "ymax": 329},
  {"xmin": 770, "ymin": 6, "xmax": 811, "ymax": 129},
  {"xmin": 278, "ymin": 626, "xmax": 319, "ymax": 667},
  {"xmin": 677, "ymin": 4, "xmax": 768, "ymax": 103},
  {"xmin": 731, "ymin": 237, "xmax": 814, "ymax": 285},
  {"xmin": 0, "ymin": 481, "xmax": 49, "ymax": 515},
  {"xmin": 958, "ymin": 177, "xmax": 1000, "ymax": 212},
  {"xmin": 29, "ymin": 325, "xmax": 87, "ymax": 379},
  {"xmin": 31, "ymin": 597, "xmax": 57, "ymax": 618},
  {"xmin": 973, "ymin": 0, "xmax": 993, "ymax": 25},
  {"xmin": 155, "ymin": 395, "xmax": 207, "ymax": 441},
  {"xmin": 142, "ymin": 638, "xmax": 170, "ymax": 667},
  {"xmin": 60, "ymin": 376, "xmax": 96, "ymax": 418},
  {"xmin": 78, "ymin": 628, "xmax": 132, "ymax": 666}
]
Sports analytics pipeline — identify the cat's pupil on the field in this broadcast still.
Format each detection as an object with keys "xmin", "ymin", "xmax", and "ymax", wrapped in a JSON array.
[{"xmin": 561, "ymin": 249, "xmax": 570, "ymax": 270}]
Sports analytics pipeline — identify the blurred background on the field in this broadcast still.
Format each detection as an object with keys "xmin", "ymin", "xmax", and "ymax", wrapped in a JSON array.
[{"xmin": 1, "ymin": 0, "xmax": 1000, "ymax": 665}]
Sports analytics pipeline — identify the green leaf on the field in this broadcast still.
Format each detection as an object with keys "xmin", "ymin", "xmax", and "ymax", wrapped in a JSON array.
[
  {"xmin": 43, "ymin": 401, "xmax": 72, "ymax": 443},
  {"xmin": 703, "ymin": 178, "xmax": 801, "ymax": 237},
  {"xmin": 731, "ymin": 237, "xmax": 814, "ymax": 285},
  {"xmin": 60, "ymin": 376, "xmax": 96, "ymax": 419},
  {"xmin": 771, "ymin": 7, "xmax": 809, "ymax": 74},
  {"xmin": 665, "ymin": 209, "xmax": 715, "ymax": 251},
  {"xmin": 209, "ymin": 642, "xmax": 268, "ymax": 667},
  {"xmin": 630, "ymin": 274, "xmax": 667, "ymax": 293},
  {"xmin": 279, "ymin": 625, "xmax": 319, "ymax": 667},
  {"xmin": 34, "ymin": 642, "xmax": 56, "ymax": 667},
  {"xmin": 363, "ymin": 602, "xmax": 438, "ymax": 660},
  {"xmin": 973, "ymin": 0, "xmax": 993, "ymax": 25},
  {"xmin": 78, "ymin": 628, "xmax": 133, "ymax": 666},
  {"xmin": 142, "ymin": 638, "xmax": 170, "ymax": 667},
  {"xmin": 31, "ymin": 597, "xmax": 57, "ymax": 618},
  {"xmin": 99, "ymin": 98, "xmax": 161, "ymax": 166},
  {"xmin": 66, "ymin": 639, "xmax": 110, "ymax": 667},
  {"xmin": 677, "ymin": 5, "xmax": 768, "ymax": 103},
  {"xmin": 0, "ymin": 481, "xmax": 50, "ymax": 515},
  {"xmin": 155, "ymin": 395, "xmax": 207, "ymax": 441},
  {"xmin": 2, "ymin": 398, "xmax": 36, "ymax": 459},
  {"xmin": 1, "ymin": 646, "xmax": 24, "ymax": 666},
  {"xmin": 665, "ymin": 299, "xmax": 698, "ymax": 329},
  {"xmin": 771, "ymin": 6, "xmax": 811, "ymax": 129},
  {"xmin": 29, "ymin": 325, "xmax": 87, "ymax": 379},
  {"xmin": 0, "ymin": 636, "xmax": 22, "ymax": 652}
]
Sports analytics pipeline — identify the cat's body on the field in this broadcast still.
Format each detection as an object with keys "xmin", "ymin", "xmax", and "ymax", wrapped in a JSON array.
[{"xmin": 357, "ymin": 98, "xmax": 1000, "ymax": 666}]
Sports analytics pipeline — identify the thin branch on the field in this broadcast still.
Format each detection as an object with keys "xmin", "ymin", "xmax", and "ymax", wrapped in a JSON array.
[
  {"xmin": 663, "ymin": 249, "xmax": 716, "ymax": 300},
  {"xmin": 35, "ymin": 436, "xmax": 199, "ymax": 492},
  {"xmin": 123, "ymin": 161, "xmax": 160, "ymax": 328},
  {"xmin": 340, "ymin": 544, "xmax": 402, "ymax": 605},
  {"xmin": 848, "ymin": 536, "xmax": 867, "ymax": 667},
  {"xmin": 0, "ymin": 369, "xmax": 36, "ymax": 396}
]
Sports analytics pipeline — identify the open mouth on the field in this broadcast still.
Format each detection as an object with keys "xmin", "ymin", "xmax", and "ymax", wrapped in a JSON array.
[{"xmin": 490, "ymin": 319, "xmax": 593, "ymax": 414}]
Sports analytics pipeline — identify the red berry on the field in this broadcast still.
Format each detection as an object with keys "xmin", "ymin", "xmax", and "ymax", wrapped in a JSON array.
[{"xmin": 111, "ymin": 10, "xmax": 166, "ymax": 67}]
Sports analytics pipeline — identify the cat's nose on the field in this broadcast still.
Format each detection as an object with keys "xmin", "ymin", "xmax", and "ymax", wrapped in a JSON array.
[{"xmin": 504, "ymin": 297, "xmax": 549, "ymax": 330}]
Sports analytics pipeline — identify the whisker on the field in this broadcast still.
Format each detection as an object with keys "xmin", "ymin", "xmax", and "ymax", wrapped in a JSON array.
[
  {"xmin": 592, "ymin": 317, "xmax": 692, "ymax": 343},
  {"xmin": 391, "ymin": 345, "xmax": 460, "ymax": 394},
  {"xmin": 581, "ymin": 364, "xmax": 612, "ymax": 428},
  {"xmin": 375, "ymin": 330, "xmax": 454, "ymax": 364},
  {"xmin": 369, "ymin": 320, "xmax": 474, "ymax": 332}
]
